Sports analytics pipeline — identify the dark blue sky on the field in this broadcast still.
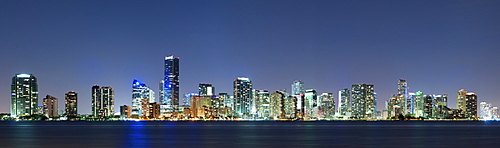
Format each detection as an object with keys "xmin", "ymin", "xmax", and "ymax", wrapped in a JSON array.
[{"xmin": 1, "ymin": 0, "xmax": 499, "ymax": 114}]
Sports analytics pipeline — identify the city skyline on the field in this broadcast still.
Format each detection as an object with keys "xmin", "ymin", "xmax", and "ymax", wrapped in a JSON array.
[{"xmin": 1, "ymin": 1, "xmax": 499, "ymax": 114}]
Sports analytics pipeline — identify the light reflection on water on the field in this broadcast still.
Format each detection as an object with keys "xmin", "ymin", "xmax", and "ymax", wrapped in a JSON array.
[{"xmin": 0, "ymin": 121, "xmax": 499, "ymax": 147}]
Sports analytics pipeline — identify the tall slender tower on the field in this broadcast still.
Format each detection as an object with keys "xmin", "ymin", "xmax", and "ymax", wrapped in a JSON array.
[
  {"xmin": 465, "ymin": 92, "xmax": 478, "ymax": 119},
  {"xmin": 162, "ymin": 55, "xmax": 180, "ymax": 113},
  {"xmin": 338, "ymin": 88, "xmax": 351, "ymax": 116},
  {"xmin": 397, "ymin": 79, "xmax": 408, "ymax": 115},
  {"xmin": 11, "ymin": 74, "xmax": 38, "ymax": 117},
  {"xmin": 65, "ymin": 91, "xmax": 78, "ymax": 117},
  {"xmin": 92, "ymin": 85, "xmax": 114, "ymax": 118},
  {"xmin": 233, "ymin": 77, "xmax": 253, "ymax": 116}
]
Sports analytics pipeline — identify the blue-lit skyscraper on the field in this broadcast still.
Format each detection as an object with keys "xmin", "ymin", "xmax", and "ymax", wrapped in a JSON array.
[
  {"xmin": 162, "ymin": 55, "xmax": 180, "ymax": 113},
  {"xmin": 291, "ymin": 80, "xmax": 305, "ymax": 95},
  {"xmin": 132, "ymin": 79, "xmax": 155, "ymax": 117},
  {"xmin": 233, "ymin": 77, "xmax": 253, "ymax": 116}
]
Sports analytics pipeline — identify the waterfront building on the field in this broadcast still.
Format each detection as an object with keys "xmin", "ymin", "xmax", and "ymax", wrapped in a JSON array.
[
  {"xmin": 465, "ymin": 92, "xmax": 478, "ymax": 119},
  {"xmin": 199, "ymin": 83, "xmax": 215, "ymax": 96},
  {"xmin": 480, "ymin": 102, "xmax": 492, "ymax": 119},
  {"xmin": 304, "ymin": 89, "xmax": 318, "ymax": 119},
  {"xmin": 456, "ymin": 89, "xmax": 467, "ymax": 112},
  {"xmin": 141, "ymin": 99, "xmax": 160, "ymax": 119},
  {"xmin": 182, "ymin": 92, "xmax": 199, "ymax": 106},
  {"xmin": 43, "ymin": 95, "xmax": 58, "ymax": 118},
  {"xmin": 407, "ymin": 92, "xmax": 416, "ymax": 115},
  {"xmin": 190, "ymin": 96, "xmax": 228, "ymax": 119},
  {"xmin": 319, "ymin": 93, "xmax": 335, "ymax": 120},
  {"xmin": 291, "ymin": 80, "xmax": 305, "ymax": 95},
  {"xmin": 423, "ymin": 95, "xmax": 433, "ymax": 118},
  {"xmin": 65, "ymin": 91, "xmax": 78, "ymax": 117},
  {"xmin": 338, "ymin": 89, "xmax": 351, "ymax": 116},
  {"xmin": 432, "ymin": 94, "xmax": 448, "ymax": 119},
  {"xmin": 414, "ymin": 91, "xmax": 424, "ymax": 117},
  {"xmin": 397, "ymin": 79, "xmax": 408, "ymax": 114},
  {"xmin": 351, "ymin": 84, "xmax": 376, "ymax": 119},
  {"xmin": 92, "ymin": 85, "xmax": 114, "ymax": 118},
  {"xmin": 270, "ymin": 91, "xmax": 285, "ymax": 119},
  {"xmin": 233, "ymin": 77, "xmax": 253, "ymax": 117},
  {"xmin": 132, "ymin": 79, "xmax": 155, "ymax": 117},
  {"xmin": 219, "ymin": 93, "xmax": 233, "ymax": 108},
  {"xmin": 284, "ymin": 95, "xmax": 297, "ymax": 119},
  {"xmin": 11, "ymin": 74, "xmax": 38, "ymax": 117},
  {"xmin": 162, "ymin": 55, "xmax": 180, "ymax": 113},
  {"xmin": 120, "ymin": 105, "xmax": 131, "ymax": 118},
  {"xmin": 257, "ymin": 90, "xmax": 271, "ymax": 119}
]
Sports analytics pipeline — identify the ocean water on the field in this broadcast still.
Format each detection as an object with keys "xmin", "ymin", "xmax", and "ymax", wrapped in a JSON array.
[{"xmin": 0, "ymin": 121, "xmax": 499, "ymax": 148}]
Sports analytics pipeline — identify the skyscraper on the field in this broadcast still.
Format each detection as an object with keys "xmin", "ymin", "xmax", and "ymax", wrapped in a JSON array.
[
  {"xmin": 338, "ymin": 89, "xmax": 351, "ymax": 116},
  {"xmin": 132, "ymin": 79, "xmax": 155, "ymax": 117},
  {"xmin": 11, "ymin": 74, "xmax": 38, "ymax": 117},
  {"xmin": 319, "ymin": 93, "xmax": 335, "ymax": 120},
  {"xmin": 465, "ymin": 92, "xmax": 478, "ymax": 119},
  {"xmin": 43, "ymin": 95, "xmax": 58, "ymax": 118},
  {"xmin": 414, "ymin": 91, "xmax": 424, "ymax": 117},
  {"xmin": 351, "ymin": 84, "xmax": 375, "ymax": 119},
  {"xmin": 92, "ymin": 85, "xmax": 114, "ymax": 118},
  {"xmin": 162, "ymin": 55, "xmax": 180, "ymax": 113},
  {"xmin": 291, "ymin": 80, "xmax": 305, "ymax": 95},
  {"xmin": 233, "ymin": 77, "xmax": 253, "ymax": 116},
  {"xmin": 257, "ymin": 90, "xmax": 270, "ymax": 119},
  {"xmin": 270, "ymin": 91, "xmax": 285, "ymax": 119},
  {"xmin": 199, "ymin": 83, "xmax": 215, "ymax": 96},
  {"xmin": 182, "ymin": 92, "xmax": 199, "ymax": 106},
  {"xmin": 456, "ymin": 89, "xmax": 467, "ymax": 111},
  {"xmin": 304, "ymin": 89, "xmax": 318, "ymax": 119},
  {"xmin": 432, "ymin": 94, "xmax": 448, "ymax": 119},
  {"xmin": 65, "ymin": 91, "xmax": 78, "ymax": 117},
  {"xmin": 397, "ymin": 79, "xmax": 408, "ymax": 115}
]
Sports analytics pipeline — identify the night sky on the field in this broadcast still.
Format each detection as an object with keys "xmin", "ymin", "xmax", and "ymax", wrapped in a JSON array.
[{"xmin": 1, "ymin": 0, "xmax": 499, "ymax": 114}]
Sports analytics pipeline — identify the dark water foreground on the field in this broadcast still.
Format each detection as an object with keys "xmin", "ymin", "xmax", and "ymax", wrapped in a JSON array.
[{"xmin": 0, "ymin": 121, "xmax": 499, "ymax": 148}]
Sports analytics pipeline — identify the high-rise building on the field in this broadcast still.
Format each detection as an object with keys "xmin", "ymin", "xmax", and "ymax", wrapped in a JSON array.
[
  {"xmin": 479, "ymin": 102, "xmax": 492, "ymax": 119},
  {"xmin": 132, "ymin": 79, "xmax": 155, "ymax": 117},
  {"xmin": 182, "ymin": 92, "xmax": 199, "ymax": 106},
  {"xmin": 199, "ymin": 83, "xmax": 215, "ymax": 96},
  {"xmin": 414, "ymin": 91, "xmax": 424, "ymax": 117},
  {"xmin": 432, "ymin": 94, "xmax": 448, "ymax": 119},
  {"xmin": 284, "ymin": 95, "xmax": 297, "ymax": 119},
  {"xmin": 65, "ymin": 91, "xmax": 78, "ymax": 117},
  {"xmin": 257, "ymin": 90, "xmax": 270, "ymax": 119},
  {"xmin": 338, "ymin": 89, "xmax": 351, "ymax": 116},
  {"xmin": 456, "ymin": 89, "xmax": 467, "ymax": 111},
  {"xmin": 270, "ymin": 91, "xmax": 285, "ymax": 119},
  {"xmin": 162, "ymin": 55, "xmax": 180, "ymax": 113},
  {"xmin": 423, "ymin": 95, "xmax": 433, "ymax": 118},
  {"xmin": 465, "ymin": 92, "xmax": 478, "ymax": 119},
  {"xmin": 92, "ymin": 85, "xmax": 114, "ymax": 118},
  {"xmin": 43, "ymin": 95, "xmax": 58, "ymax": 118},
  {"xmin": 11, "ymin": 74, "xmax": 38, "ymax": 117},
  {"xmin": 233, "ymin": 77, "xmax": 253, "ymax": 116},
  {"xmin": 304, "ymin": 89, "xmax": 318, "ymax": 119},
  {"xmin": 319, "ymin": 93, "xmax": 335, "ymax": 120},
  {"xmin": 396, "ymin": 79, "xmax": 408, "ymax": 115},
  {"xmin": 351, "ymin": 84, "xmax": 375, "ymax": 119},
  {"xmin": 407, "ymin": 92, "xmax": 416, "ymax": 115},
  {"xmin": 120, "ymin": 105, "xmax": 131, "ymax": 118},
  {"xmin": 291, "ymin": 80, "xmax": 305, "ymax": 95},
  {"xmin": 219, "ymin": 93, "xmax": 233, "ymax": 108}
]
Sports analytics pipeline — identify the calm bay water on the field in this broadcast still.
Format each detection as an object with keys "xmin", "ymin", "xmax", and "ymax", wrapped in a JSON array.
[{"xmin": 0, "ymin": 121, "xmax": 499, "ymax": 148}]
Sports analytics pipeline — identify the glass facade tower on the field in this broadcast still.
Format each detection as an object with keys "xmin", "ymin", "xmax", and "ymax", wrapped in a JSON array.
[
  {"xmin": 11, "ymin": 74, "xmax": 38, "ymax": 117},
  {"xmin": 162, "ymin": 55, "xmax": 180, "ymax": 113}
]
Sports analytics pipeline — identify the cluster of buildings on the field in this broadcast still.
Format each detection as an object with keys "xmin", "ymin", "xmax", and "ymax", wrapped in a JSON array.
[
  {"xmin": 382, "ymin": 79, "xmax": 479, "ymax": 120},
  {"xmin": 7, "ymin": 55, "xmax": 489, "ymax": 121}
]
